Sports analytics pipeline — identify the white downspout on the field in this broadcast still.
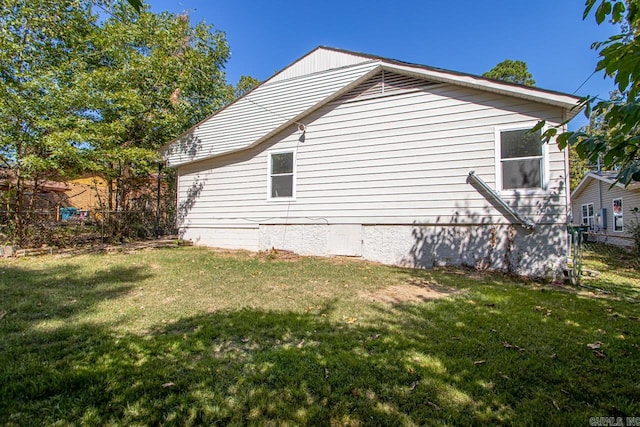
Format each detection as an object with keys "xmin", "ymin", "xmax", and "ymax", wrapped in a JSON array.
[{"xmin": 468, "ymin": 171, "xmax": 537, "ymax": 230}]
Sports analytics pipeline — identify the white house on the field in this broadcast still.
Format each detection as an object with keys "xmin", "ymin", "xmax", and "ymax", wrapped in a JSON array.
[
  {"xmin": 161, "ymin": 47, "xmax": 581, "ymax": 277},
  {"xmin": 571, "ymin": 171, "xmax": 640, "ymax": 248}
]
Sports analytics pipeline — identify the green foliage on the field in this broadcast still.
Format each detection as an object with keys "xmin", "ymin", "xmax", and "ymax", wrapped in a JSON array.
[
  {"xmin": 230, "ymin": 75, "xmax": 261, "ymax": 101},
  {"xmin": 569, "ymin": 144, "xmax": 589, "ymax": 190},
  {"xmin": 0, "ymin": 0, "xmax": 97, "ymax": 240},
  {"xmin": 628, "ymin": 207, "xmax": 640, "ymax": 253},
  {"xmin": 76, "ymin": 5, "xmax": 230, "ymax": 209},
  {"xmin": 482, "ymin": 59, "xmax": 536, "ymax": 86},
  {"xmin": 540, "ymin": 1, "xmax": 640, "ymax": 186},
  {"xmin": 0, "ymin": 1, "xmax": 231, "ymax": 243}
]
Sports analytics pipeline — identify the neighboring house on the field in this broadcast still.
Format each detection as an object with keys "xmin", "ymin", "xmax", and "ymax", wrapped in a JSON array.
[
  {"xmin": 0, "ymin": 169, "xmax": 69, "ymax": 214},
  {"xmin": 65, "ymin": 175, "xmax": 109, "ymax": 212},
  {"xmin": 571, "ymin": 171, "xmax": 640, "ymax": 248},
  {"xmin": 162, "ymin": 46, "xmax": 581, "ymax": 277}
]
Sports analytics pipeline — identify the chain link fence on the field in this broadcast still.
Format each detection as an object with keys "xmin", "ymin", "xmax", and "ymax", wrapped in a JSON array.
[{"xmin": 0, "ymin": 209, "xmax": 176, "ymax": 249}]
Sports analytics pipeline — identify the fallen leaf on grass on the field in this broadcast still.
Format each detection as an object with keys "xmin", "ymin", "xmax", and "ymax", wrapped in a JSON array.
[
  {"xmin": 409, "ymin": 381, "xmax": 419, "ymax": 391},
  {"xmin": 587, "ymin": 342, "xmax": 602, "ymax": 350},
  {"xmin": 553, "ymin": 400, "xmax": 560, "ymax": 410},
  {"xmin": 474, "ymin": 360, "xmax": 486, "ymax": 365},
  {"xmin": 503, "ymin": 341, "xmax": 525, "ymax": 351},
  {"xmin": 162, "ymin": 382, "xmax": 175, "ymax": 388},
  {"xmin": 346, "ymin": 317, "xmax": 357, "ymax": 324},
  {"xmin": 427, "ymin": 401, "xmax": 441, "ymax": 411},
  {"xmin": 0, "ymin": 310, "xmax": 6, "ymax": 320},
  {"xmin": 593, "ymin": 350, "xmax": 606, "ymax": 358}
]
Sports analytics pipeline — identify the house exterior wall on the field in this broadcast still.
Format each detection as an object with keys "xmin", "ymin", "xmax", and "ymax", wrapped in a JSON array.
[
  {"xmin": 269, "ymin": 48, "xmax": 374, "ymax": 83},
  {"xmin": 164, "ymin": 61, "xmax": 380, "ymax": 167},
  {"xmin": 571, "ymin": 178, "xmax": 640, "ymax": 248},
  {"xmin": 176, "ymin": 72, "xmax": 569, "ymax": 277},
  {"xmin": 65, "ymin": 176, "xmax": 108, "ymax": 211}
]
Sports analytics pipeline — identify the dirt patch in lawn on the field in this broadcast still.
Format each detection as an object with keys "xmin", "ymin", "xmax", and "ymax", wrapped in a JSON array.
[{"xmin": 364, "ymin": 278, "xmax": 461, "ymax": 304}]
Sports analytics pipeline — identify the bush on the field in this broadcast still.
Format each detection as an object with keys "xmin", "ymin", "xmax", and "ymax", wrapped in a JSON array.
[{"xmin": 628, "ymin": 207, "xmax": 640, "ymax": 254}]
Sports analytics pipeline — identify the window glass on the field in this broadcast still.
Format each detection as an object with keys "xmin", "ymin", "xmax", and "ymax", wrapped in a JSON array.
[
  {"xmin": 271, "ymin": 153, "xmax": 293, "ymax": 174},
  {"xmin": 582, "ymin": 203, "xmax": 595, "ymax": 230},
  {"xmin": 502, "ymin": 158, "xmax": 542, "ymax": 189},
  {"xmin": 271, "ymin": 175, "xmax": 293, "ymax": 198},
  {"xmin": 501, "ymin": 129, "xmax": 542, "ymax": 159},
  {"xmin": 613, "ymin": 198, "xmax": 623, "ymax": 232},
  {"xmin": 499, "ymin": 128, "xmax": 544, "ymax": 190},
  {"xmin": 269, "ymin": 151, "xmax": 294, "ymax": 199}
]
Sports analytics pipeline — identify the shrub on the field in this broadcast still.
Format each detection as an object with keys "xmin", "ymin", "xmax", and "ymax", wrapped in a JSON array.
[{"xmin": 628, "ymin": 207, "xmax": 640, "ymax": 254}]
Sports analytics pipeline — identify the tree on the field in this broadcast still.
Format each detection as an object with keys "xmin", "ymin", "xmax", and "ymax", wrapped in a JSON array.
[
  {"xmin": 79, "ymin": 4, "xmax": 231, "ymax": 213},
  {"xmin": 483, "ymin": 59, "xmax": 536, "ymax": 86},
  {"xmin": 538, "ymin": 0, "xmax": 640, "ymax": 186},
  {"xmin": 231, "ymin": 75, "xmax": 261, "ymax": 100},
  {"xmin": 0, "ymin": 1, "xmax": 232, "ymax": 244},
  {"xmin": 0, "ymin": 0, "xmax": 96, "ymax": 241}
]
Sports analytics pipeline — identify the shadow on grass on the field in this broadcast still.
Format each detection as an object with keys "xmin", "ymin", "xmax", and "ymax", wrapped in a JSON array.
[
  {"xmin": 0, "ymin": 262, "xmax": 149, "ymax": 327},
  {"xmin": 1, "ymin": 284, "xmax": 638, "ymax": 425}
]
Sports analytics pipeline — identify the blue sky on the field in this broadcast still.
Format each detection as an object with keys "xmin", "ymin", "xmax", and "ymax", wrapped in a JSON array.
[{"xmin": 149, "ymin": 0, "xmax": 619, "ymax": 129}]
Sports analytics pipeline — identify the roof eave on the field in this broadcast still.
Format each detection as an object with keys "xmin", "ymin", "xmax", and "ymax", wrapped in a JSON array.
[
  {"xmin": 380, "ymin": 62, "xmax": 582, "ymax": 115},
  {"xmin": 572, "ymin": 172, "xmax": 640, "ymax": 199}
]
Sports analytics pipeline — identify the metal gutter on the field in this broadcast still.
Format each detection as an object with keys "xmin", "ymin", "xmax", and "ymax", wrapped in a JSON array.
[{"xmin": 467, "ymin": 171, "xmax": 537, "ymax": 230}]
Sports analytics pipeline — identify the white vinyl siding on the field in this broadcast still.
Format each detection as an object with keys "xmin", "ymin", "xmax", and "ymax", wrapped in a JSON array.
[
  {"xmin": 571, "ymin": 175, "xmax": 640, "ymax": 246},
  {"xmin": 164, "ymin": 61, "xmax": 379, "ymax": 167},
  {"xmin": 176, "ymin": 73, "xmax": 568, "ymax": 233},
  {"xmin": 270, "ymin": 48, "xmax": 374, "ymax": 82}
]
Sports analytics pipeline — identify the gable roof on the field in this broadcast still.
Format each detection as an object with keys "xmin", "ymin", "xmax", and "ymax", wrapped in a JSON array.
[
  {"xmin": 162, "ymin": 46, "xmax": 582, "ymax": 168},
  {"xmin": 572, "ymin": 171, "xmax": 640, "ymax": 199}
]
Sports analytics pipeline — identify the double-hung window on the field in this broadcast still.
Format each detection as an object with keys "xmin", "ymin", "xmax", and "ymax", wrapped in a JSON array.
[
  {"xmin": 582, "ymin": 203, "xmax": 595, "ymax": 230},
  {"xmin": 268, "ymin": 150, "xmax": 295, "ymax": 199},
  {"xmin": 498, "ymin": 128, "xmax": 545, "ymax": 190},
  {"xmin": 613, "ymin": 198, "xmax": 623, "ymax": 232}
]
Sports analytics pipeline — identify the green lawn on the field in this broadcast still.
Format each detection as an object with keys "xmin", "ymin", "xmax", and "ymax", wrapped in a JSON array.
[{"xmin": 0, "ymin": 246, "xmax": 638, "ymax": 426}]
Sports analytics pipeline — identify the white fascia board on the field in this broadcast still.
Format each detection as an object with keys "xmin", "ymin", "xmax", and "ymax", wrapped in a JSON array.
[{"xmin": 380, "ymin": 62, "xmax": 583, "ymax": 117}]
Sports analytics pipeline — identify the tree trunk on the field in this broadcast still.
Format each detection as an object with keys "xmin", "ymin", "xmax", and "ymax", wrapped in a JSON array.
[{"xmin": 13, "ymin": 169, "xmax": 24, "ymax": 245}]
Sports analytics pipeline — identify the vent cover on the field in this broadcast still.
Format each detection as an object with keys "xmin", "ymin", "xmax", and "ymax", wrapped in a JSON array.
[{"xmin": 339, "ymin": 70, "xmax": 440, "ymax": 102}]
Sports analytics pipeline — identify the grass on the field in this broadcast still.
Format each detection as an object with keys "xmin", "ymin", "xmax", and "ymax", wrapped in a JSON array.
[
  {"xmin": 0, "ymin": 246, "xmax": 639, "ymax": 425},
  {"xmin": 581, "ymin": 242, "xmax": 640, "ymax": 301}
]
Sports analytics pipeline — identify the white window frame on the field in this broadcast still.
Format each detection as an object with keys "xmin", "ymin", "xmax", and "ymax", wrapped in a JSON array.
[
  {"xmin": 494, "ymin": 123, "xmax": 549, "ymax": 193},
  {"xmin": 581, "ymin": 203, "xmax": 595, "ymax": 230},
  {"xmin": 613, "ymin": 198, "xmax": 623, "ymax": 232},
  {"xmin": 267, "ymin": 148, "xmax": 296, "ymax": 201}
]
